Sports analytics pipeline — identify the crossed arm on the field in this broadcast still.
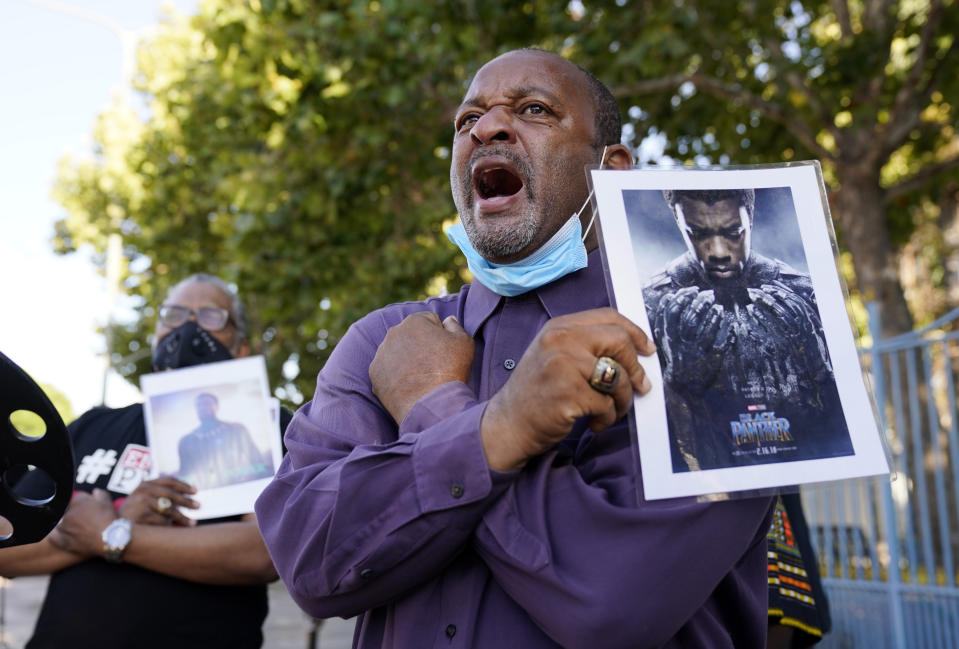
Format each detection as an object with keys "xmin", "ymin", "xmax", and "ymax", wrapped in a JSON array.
[
  {"xmin": 0, "ymin": 536, "xmax": 82, "ymax": 577},
  {"xmin": 256, "ymin": 303, "xmax": 773, "ymax": 646},
  {"xmin": 0, "ymin": 477, "xmax": 276, "ymax": 585}
]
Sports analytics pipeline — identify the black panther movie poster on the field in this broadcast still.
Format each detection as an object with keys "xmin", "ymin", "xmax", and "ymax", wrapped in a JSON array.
[
  {"xmin": 625, "ymin": 186, "xmax": 853, "ymax": 472},
  {"xmin": 590, "ymin": 163, "xmax": 889, "ymax": 499}
]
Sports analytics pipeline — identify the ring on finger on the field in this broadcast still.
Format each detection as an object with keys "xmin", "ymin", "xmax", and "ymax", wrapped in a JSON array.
[
  {"xmin": 589, "ymin": 356, "xmax": 622, "ymax": 395},
  {"xmin": 156, "ymin": 496, "xmax": 173, "ymax": 514}
]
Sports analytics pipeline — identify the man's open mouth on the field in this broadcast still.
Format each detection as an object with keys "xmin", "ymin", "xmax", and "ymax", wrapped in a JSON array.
[{"xmin": 474, "ymin": 166, "xmax": 524, "ymax": 200}]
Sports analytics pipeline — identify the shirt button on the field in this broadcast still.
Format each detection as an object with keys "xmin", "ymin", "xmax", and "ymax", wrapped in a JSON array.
[
  {"xmin": 450, "ymin": 483, "xmax": 464, "ymax": 498},
  {"xmin": 445, "ymin": 624, "xmax": 457, "ymax": 638},
  {"xmin": 360, "ymin": 568, "xmax": 375, "ymax": 579},
  {"xmin": 503, "ymin": 358, "xmax": 516, "ymax": 370}
]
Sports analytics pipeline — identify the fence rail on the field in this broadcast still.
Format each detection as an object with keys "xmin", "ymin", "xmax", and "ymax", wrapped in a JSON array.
[{"xmin": 804, "ymin": 303, "xmax": 959, "ymax": 648}]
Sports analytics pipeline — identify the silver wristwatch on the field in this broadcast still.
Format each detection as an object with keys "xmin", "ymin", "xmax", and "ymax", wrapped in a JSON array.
[{"xmin": 101, "ymin": 518, "xmax": 133, "ymax": 563}]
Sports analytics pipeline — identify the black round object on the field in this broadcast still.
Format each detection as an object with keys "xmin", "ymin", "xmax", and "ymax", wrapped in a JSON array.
[{"xmin": 0, "ymin": 350, "xmax": 74, "ymax": 547}]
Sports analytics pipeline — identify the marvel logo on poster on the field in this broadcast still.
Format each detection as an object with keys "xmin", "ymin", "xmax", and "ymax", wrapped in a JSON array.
[
  {"xmin": 141, "ymin": 355, "xmax": 282, "ymax": 519},
  {"xmin": 589, "ymin": 161, "xmax": 890, "ymax": 500}
]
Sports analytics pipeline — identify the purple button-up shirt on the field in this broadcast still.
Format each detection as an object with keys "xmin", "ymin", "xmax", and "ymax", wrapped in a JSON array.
[{"xmin": 255, "ymin": 250, "xmax": 775, "ymax": 648}]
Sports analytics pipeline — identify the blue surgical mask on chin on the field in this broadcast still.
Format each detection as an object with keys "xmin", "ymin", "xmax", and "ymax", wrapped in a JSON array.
[{"xmin": 446, "ymin": 213, "xmax": 588, "ymax": 297}]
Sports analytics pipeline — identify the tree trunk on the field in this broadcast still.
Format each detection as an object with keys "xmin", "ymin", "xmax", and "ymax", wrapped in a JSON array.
[
  {"xmin": 832, "ymin": 165, "xmax": 914, "ymax": 338},
  {"xmin": 938, "ymin": 183, "xmax": 959, "ymax": 309}
]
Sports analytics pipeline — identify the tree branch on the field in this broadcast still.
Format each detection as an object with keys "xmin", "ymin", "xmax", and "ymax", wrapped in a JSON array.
[
  {"xmin": 920, "ymin": 37, "xmax": 957, "ymax": 99},
  {"xmin": 613, "ymin": 73, "xmax": 836, "ymax": 161},
  {"xmin": 863, "ymin": 0, "xmax": 892, "ymax": 33},
  {"xmin": 758, "ymin": 31, "xmax": 839, "ymax": 139},
  {"xmin": 614, "ymin": 74, "xmax": 688, "ymax": 95},
  {"xmin": 853, "ymin": 75, "xmax": 885, "ymax": 111},
  {"xmin": 882, "ymin": 0, "xmax": 942, "ymax": 151},
  {"xmin": 783, "ymin": 69, "xmax": 841, "ymax": 141},
  {"xmin": 830, "ymin": 0, "xmax": 854, "ymax": 38},
  {"xmin": 884, "ymin": 154, "xmax": 959, "ymax": 202},
  {"xmin": 880, "ymin": 113, "xmax": 950, "ymax": 162}
]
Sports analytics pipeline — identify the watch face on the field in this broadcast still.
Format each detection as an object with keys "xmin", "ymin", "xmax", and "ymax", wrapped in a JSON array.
[
  {"xmin": 102, "ymin": 519, "xmax": 131, "ymax": 563},
  {"xmin": 105, "ymin": 524, "xmax": 130, "ymax": 546},
  {"xmin": 103, "ymin": 519, "xmax": 132, "ymax": 552}
]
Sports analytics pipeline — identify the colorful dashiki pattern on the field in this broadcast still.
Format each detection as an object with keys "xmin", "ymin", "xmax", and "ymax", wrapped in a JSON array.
[{"xmin": 768, "ymin": 497, "xmax": 825, "ymax": 639}]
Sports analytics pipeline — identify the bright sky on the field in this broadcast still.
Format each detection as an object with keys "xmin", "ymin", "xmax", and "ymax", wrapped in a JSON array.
[{"xmin": 0, "ymin": 0, "xmax": 196, "ymax": 418}]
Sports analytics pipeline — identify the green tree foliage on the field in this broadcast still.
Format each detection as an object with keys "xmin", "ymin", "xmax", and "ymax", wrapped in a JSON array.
[
  {"xmin": 584, "ymin": 0, "xmax": 959, "ymax": 337},
  {"xmin": 53, "ymin": 0, "xmax": 958, "ymax": 406}
]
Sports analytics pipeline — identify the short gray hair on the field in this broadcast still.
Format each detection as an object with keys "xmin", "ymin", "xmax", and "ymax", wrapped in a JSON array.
[{"xmin": 167, "ymin": 273, "xmax": 247, "ymax": 342}]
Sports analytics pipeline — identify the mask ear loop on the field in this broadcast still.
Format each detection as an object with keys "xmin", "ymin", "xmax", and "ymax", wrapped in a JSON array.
[{"xmin": 580, "ymin": 145, "xmax": 609, "ymax": 243}]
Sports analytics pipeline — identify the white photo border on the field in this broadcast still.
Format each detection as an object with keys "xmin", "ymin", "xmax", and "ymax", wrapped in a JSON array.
[
  {"xmin": 141, "ymin": 355, "xmax": 280, "ymax": 519},
  {"xmin": 590, "ymin": 162, "xmax": 890, "ymax": 500}
]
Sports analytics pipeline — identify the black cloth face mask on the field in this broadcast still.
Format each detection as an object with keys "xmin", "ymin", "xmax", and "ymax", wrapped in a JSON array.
[{"xmin": 151, "ymin": 321, "xmax": 234, "ymax": 371}]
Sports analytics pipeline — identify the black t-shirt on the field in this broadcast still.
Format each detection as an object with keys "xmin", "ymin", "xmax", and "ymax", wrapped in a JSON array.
[{"xmin": 25, "ymin": 402, "xmax": 291, "ymax": 649}]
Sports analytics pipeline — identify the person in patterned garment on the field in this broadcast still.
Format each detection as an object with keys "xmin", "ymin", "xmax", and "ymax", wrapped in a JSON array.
[
  {"xmin": 0, "ymin": 273, "xmax": 286, "ymax": 649},
  {"xmin": 767, "ymin": 493, "xmax": 832, "ymax": 647}
]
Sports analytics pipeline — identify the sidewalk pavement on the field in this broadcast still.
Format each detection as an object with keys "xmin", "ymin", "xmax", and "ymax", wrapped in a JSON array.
[{"xmin": 0, "ymin": 575, "xmax": 356, "ymax": 649}]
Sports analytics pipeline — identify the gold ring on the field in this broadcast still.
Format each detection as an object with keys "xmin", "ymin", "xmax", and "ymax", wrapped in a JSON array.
[
  {"xmin": 156, "ymin": 496, "xmax": 173, "ymax": 514},
  {"xmin": 589, "ymin": 356, "xmax": 622, "ymax": 395}
]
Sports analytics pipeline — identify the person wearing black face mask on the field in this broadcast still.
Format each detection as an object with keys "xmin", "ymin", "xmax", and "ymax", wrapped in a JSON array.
[
  {"xmin": 0, "ymin": 273, "xmax": 288, "ymax": 649},
  {"xmin": 152, "ymin": 275, "xmax": 249, "ymax": 370}
]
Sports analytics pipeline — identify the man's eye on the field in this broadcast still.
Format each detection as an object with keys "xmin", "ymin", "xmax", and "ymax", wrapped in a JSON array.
[
  {"xmin": 457, "ymin": 114, "xmax": 480, "ymax": 130},
  {"xmin": 523, "ymin": 103, "xmax": 548, "ymax": 115}
]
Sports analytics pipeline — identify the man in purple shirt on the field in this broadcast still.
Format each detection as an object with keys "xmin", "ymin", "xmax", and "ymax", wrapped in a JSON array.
[{"xmin": 255, "ymin": 48, "xmax": 776, "ymax": 648}]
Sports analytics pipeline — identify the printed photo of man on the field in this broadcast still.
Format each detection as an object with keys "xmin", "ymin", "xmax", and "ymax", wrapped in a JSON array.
[
  {"xmin": 635, "ymin": 187, "xmax": 855, "ymax": 471},
  {"xmin": 176, "ymin": 392, "xmax": 273, "ymax": 489}
]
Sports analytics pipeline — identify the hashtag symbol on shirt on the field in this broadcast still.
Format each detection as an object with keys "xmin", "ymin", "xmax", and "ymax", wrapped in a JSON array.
[{"xmin": 76, "ymin": 449, "xmax": 118, "ymax": 484}]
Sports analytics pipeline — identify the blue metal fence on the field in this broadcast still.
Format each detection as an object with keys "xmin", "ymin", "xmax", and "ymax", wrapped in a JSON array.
[{"xmin": 803, "ymin": 303, "xmax": 959, "ymax": 648}]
